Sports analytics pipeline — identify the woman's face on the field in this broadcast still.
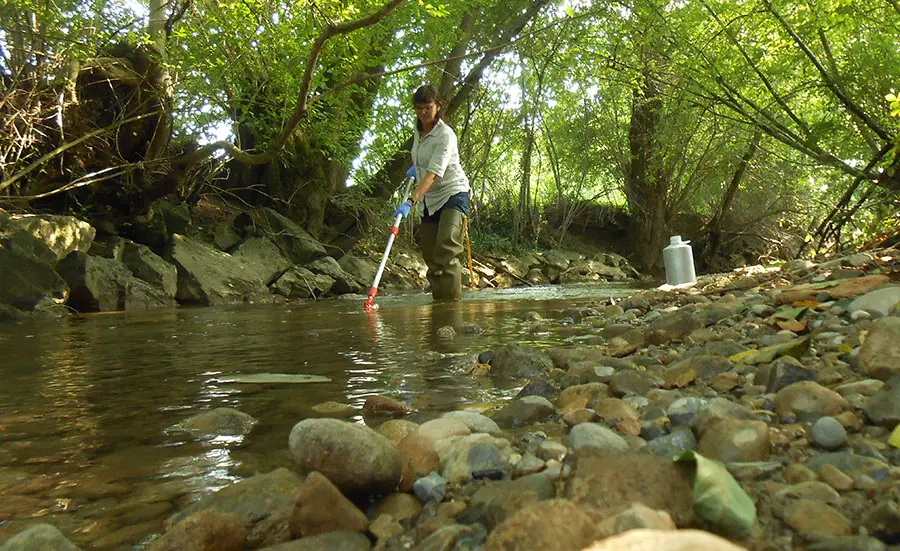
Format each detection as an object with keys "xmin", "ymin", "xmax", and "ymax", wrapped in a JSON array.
[{"xmin": 414, "ymin": 102, "xmax": 439, "ymax": 125}]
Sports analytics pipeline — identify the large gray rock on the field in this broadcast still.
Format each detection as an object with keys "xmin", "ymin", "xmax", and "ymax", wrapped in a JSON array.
[
  {"xmin": 491, "ymin": 396, "xmax": 555, "ymax": 429},
  {"xmin": 4, "ymin": 214, "xmax": 95, "ymax": 261},
  {"xmin": 757, "ymin": 356, "xmax": 817, "ymax": 393},
  {"xmin": 849, "ymin": 286, "xmax": 900, "ymax": 318},
  {"xmin": 236, "ymin": 207, "xmax": 326, "ymax": 264},
  {"xmin": 0, "ymin": 231, "xmax": 68, "ymax": 310},
  {"xmin": 167, "ymin": 234, "xmax": 268, "ymax": 305},
  {"xmin": 568, "ymin": 423, "xmax": 629, "ymax": 453},
  {"xmin": 645, "ymin": 310, "xmax": 705, "ymax": 345},
  {"xmin": 120, "ymin": 239, "xmax": 177, "ymax": 297},
  {"xmin": 865, "ymin": 378, "xmax": 900, "ymax": 428},
  {"xmin": 859, "ymin": 317, "xmax": 900, "ymax": 381},
  {"xmin": 774, "ymin": 381, "xmax": 848, "ymax": 423},
  {"xmin": 564, "ymin": 449, "xmax": 695, "ymax": 526},
  {"xmin": 437, "ymin": 435, "xmax": 511, "ymax": 483},
  {"xmin": 288, "ymin": 419, "xmax": 401, "ymax": 496},
  {"xmin": 232, "ymin": 237, "xmax": 292, "ymax": 286},
  {"xmin": 541, "ymin": 250, "xmax": 570, "ymax": 271},
  {"xmin": 337, "ymin": 255, "xmax": 378, "ymax": 288},
  {"xmin": 442, "ymin": 411, "xmax": 502, "ymax": 435},
  {"xmin": 273, "ymin": 267, "xmax": 334, "ymax": 299},
  {"xmin": 57, "ymin": 251, "xmax": 174, "ymax": 312},
  {"xmin": 489, "ymin": 343, "xmax": 553, "ymax": 379},
  {"xmin": 0, "ymin": 524, "xmax": 81, "ymax": 551},
  {"xmin": 149, "ymin": 510, "xmax": 246, "ymax": 551},
  {"xmin": 306, "ymin": 257, "xmax": 363, "ymax": 295},
  {"xmin": 697, "ymin": 419, "xmax": 770, "ymax": 463},
  {"xmin": 167, "ymin": 468, "xmax": 302, "ymax": 549},
  {"xmin": 806, "ymin": 452, "xmax": 892, "ymax": 482}
]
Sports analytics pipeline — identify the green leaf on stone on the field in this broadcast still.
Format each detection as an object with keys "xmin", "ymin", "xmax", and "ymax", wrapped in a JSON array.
[
  {"xmin": 890, "ymin": 425, "xmax": 900, "ymax": 449},
  {"xmin": 729, "ymin": 349, "xmax": 759, "ymax": 363},
  {"xmin": 216, "ymin": 373, "xmax": 331, "ymax": 384},
  {"xmin": 734, "ymin": 337, "xmax": 810, "ymax": 365},
  {"xmin": 773, "ymin": 306, "xmax": 807, "ymax": 320},
  {"xmin": 676, "ymin": 450, "xmax": 757, "ymax": 537}
]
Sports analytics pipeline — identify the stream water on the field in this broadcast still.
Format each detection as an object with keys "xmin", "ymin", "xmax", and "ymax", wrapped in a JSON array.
[{"xmin": 0, "ymin": 283, "xmax": 641, "ymax": 549}]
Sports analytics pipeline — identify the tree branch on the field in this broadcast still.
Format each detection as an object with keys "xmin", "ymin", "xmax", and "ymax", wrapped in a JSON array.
[
  {"xmin": 182, "ymin": 0, "xmax": 405, "ymax": 167},
  {"xmin": 0, "ymin": 112, "xmax": 160, "ymax": 194},
  {"xmin": 701, "ymin": 0, "xmax": 809, "ymax": 135},
  {"xmin": 447, "ymin": 0, "xmax": 550, "ymax": 118},
  {"xmin": 763, "ymin": 0, "xmax": 892, "ymax": 141}
]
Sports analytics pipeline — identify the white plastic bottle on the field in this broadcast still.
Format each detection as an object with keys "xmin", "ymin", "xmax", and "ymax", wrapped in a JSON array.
[{"xmin": 663, "ymin": 235, "xmax": 696, "ymax": 286}]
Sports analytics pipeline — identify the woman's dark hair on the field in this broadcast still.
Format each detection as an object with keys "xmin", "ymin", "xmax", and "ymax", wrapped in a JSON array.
[{"xmin": 413, "ymin": 84, "xmax": 442, "ymax": 130}]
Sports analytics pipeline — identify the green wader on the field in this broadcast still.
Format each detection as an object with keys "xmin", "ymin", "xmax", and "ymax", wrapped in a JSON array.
[{"xmin": 419, "ymin": 208, "xmax": 465, "ymax": 301}]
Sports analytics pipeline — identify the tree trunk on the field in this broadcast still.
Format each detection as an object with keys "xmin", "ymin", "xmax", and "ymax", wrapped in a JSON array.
[
  {"xmin": 624, "ymin": 62, "xmax": 668, "ymax": 273},
  {"xmin": 702, "ymin": 131, "xmax": 760, "ymax": 264}
]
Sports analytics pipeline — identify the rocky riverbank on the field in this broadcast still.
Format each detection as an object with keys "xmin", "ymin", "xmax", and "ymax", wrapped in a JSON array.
[
  {"xmin": 3, "ymin": 247, "xmax": 898, "ymax": 551},
  {"xmin": 0, "ymin": 206, "xmax": 638, "ymax": 320}
]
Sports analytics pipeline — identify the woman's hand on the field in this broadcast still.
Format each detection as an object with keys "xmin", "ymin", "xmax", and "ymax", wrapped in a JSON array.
[{"xmin": 393, "ymin": 201, "xmax": 412, "ymax": 219}]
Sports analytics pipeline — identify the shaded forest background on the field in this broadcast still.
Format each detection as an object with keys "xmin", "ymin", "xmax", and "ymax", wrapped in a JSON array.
[{"xmin": 1, "ymin": 0, "xmax": 898, "ymax": 274}]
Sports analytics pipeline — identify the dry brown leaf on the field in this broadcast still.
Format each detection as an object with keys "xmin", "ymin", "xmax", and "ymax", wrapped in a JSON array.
[{"xmin": 776, "ymin": 319, "xmax": 809, "ymax": 332}]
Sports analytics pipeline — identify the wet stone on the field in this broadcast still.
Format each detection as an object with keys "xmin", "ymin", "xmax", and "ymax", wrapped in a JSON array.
[
  {"xmin": 512, "ymin": 453, "xmax": 545, "ymax": 478},
  {"xmin": 483, "ymin": 499, "xmax": 596, "ymax": 551},
  {"xmin": 490, "ymin": 396, "xmax": 555, "ymax": 429},
  {"xmin": 0, "ymin": 524, "xmax": 80, "ymax": 551},
  {"xmin": 609, "ymin": 370, "xmax": 660, "ymax": 397},
  {"xmin": 807, "ymin": 452, "xmax": 892, "ymax": 482},
  {"xmin": 562, "ymin": 408, "xmax": 600, "ymax": 427},
  {"xmin": 515, "ymin": 380, "xmax": 555, "ymax": 400},
  {"xmin": 697, "ymin": 419, "xmax": 770, "ymax": 463},
  {"xmin": 467, "ymin": 443, "xmax": 509, "ymax": 479},
  {"xmin": 150, "ymin": 510, "xmax": 246, "ymax": 551},
  {"xmin": 564, "ymin": 449, "xmax": 695, "ymax": 526},
  {"xmin": 413, "ymin": 473, "xmax": 447, "ymax": 503},
  {"xmin": 781, "ymin": 499, "xmax": 852, "ymax": 539},
  {"xmin": 864, "ymin": 380, "xmax": 900, "ymax": 428},
  {"xmin": 818, "ymin": 464, "xmax": 854, "ymax": 492},
  {"xmin": 441, "ymin": 411, "xmax": 502, "ymax": 435},
  {"xmin": 289, "ymin": 472, "xmax": 368, "ymax": 538},
  {"xmin": 783, "ymin": 463, "xmax": 818, "ymax": 484},
  {"xmin": 373, "ymin": 493, "xmax": 422, "ymax": 523},
  {"xmin": 647, "ymin": 426, "xmax": 697, "ymax": 458},
  {"xmin": 861, "ymin": 501, "xmax": 900, "ymax": 544},
  {"xmin": 810, "ymin": 417, "xmax": 848, "ymax": 450},
  {"xmin": 667, "ymin": 397, "xmax": 707, "ymax": 427},
  {"xmin": 641, "ymin": 417, "xmax": 670, "ymax": 441},
  {"xmin": 774, "ymin": 381, "xmax": 848, "ymax": 423},
  {"xmin": 757, "ymin": 356, "xmax": 817, "ymax": 393},
  {"xmin": 775, "ymin": 481, "xmax": 840, "ymax": 504},
  {"xmin": 568, "ymin": 423, "xmax": 629, "ymax": 453}
]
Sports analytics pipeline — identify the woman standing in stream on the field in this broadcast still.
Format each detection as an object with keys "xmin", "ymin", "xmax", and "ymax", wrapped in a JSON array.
[{"xmin": 393, "ymin": 84, "xmax": 471, "ymax": 302}]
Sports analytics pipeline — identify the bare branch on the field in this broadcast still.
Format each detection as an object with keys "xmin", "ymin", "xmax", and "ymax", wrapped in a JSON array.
[{"xmin": 0, "ymin": 111, "xmax": 160, "ymax": 194}]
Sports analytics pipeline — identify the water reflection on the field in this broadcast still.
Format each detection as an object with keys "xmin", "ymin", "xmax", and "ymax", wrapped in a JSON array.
[{"xmin": 0, "ymin": 282, "xmax": 637, "ymax": 547}]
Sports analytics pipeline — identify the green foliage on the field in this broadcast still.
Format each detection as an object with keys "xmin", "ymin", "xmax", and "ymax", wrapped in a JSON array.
[{"xmin": 2, "ymin": 0, "xmax": 896, "ymax": 259}]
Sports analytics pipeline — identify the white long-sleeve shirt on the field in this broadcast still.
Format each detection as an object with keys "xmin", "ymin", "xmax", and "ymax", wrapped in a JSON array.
[{"xmin": 411, "ymin": 119, "xmax": 470, "ymax": 214}]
